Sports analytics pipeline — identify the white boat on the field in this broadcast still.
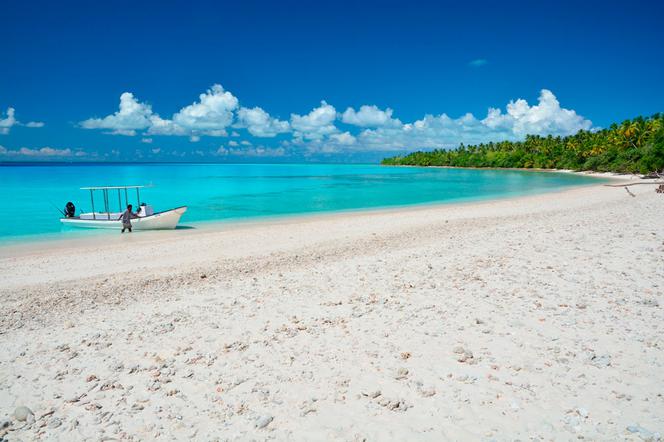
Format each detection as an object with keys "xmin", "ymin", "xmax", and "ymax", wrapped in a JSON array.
[{"xmin": 60, "ymin": 185, "xmax": 187, "ymax": 230}]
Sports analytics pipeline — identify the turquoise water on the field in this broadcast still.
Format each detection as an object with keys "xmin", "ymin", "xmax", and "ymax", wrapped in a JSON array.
[{"xmin": 0, "ymin": 163, "xmax": 603, "ymax": 243}]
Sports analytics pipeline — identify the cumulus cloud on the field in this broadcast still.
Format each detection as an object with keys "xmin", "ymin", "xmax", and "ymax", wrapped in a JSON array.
[
  {"xmin": 290, "ymin": 101, "xmax": 338, "ymax": 140},
  {"xmin": 77, "ymin": 86, "xmax": 590, "ymax": 156},
  {"xmin": 81, "ymin": 92, "xmax": 153, "ymax": 136},
  {"xmin": 80, "ymin": 85, "xmax": 281, "ymax": 141},
  {"xmin": 330, "ymin": 131, "xmax": 356, "ymax": 145},
  {"xmin": 482, "ymin": 89, "xmax": 592, "ymax": 137},
  {"xmin": 0, "ymin": 108, "xmax": 15, "ymax": 134},
  {"xmin": 349, "ymin": 89, "xmax": 592, "ymax": 151},
  {"xmin": 145, "ymin": 114, "xmax": 186, "ymax": 136},
  {"xmin": 236, "ymin": 106, "xmax": 290, "ymax": 137},
  {"xmin": 341, "ymin": 105, "xmax": 400, "ymax": 128},
  {"xmin": 145, "ymin": 84, "xmax": 239, "ymax": 138},
  {"xmin": 1, "ymin": 107, "xmax": 44, "ymax": 134},
  {"xmin": 0, "ymin": 145, "xmax": 79, "ymax": 157},
  {"xmin": 170, "ymin": 84, "xmax": 238, "ymax": 134},
  {"xmin": 217, "ymin": 145, "xmax": 286, "ymax": 157}
]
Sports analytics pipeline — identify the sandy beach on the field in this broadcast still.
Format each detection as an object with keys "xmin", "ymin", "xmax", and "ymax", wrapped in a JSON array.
[{"xmin": 1, "ymin": 177, "xmax": 663, "ymax": 440}]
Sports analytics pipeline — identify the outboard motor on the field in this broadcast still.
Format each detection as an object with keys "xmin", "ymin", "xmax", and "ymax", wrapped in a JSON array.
[{"xmin": 64, "ymin": 201, "xmax": 76, "ymax": 218}]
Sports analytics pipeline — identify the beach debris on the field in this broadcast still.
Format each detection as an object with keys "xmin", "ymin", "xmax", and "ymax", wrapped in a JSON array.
[
  {"xmin": 588, "ymin": 353, "xmax": 611, "ymax": 368},
  {"xmin": 419, "ymin": 386, "xmax": 436, "ymax": 397},
  {"xmin": 0, "ymin": 420, "xmax": 11, "ymax": 434},
  {"xmin": 639, "ymin": 298, "xmax": 659, "ymax": 307},
  {"xmin": 376, "ymin": 397, "xmax": 410, "ymax": 412},
  {"xmin": 453, "ymin": 345, "xmax": 475, "ymax": 363},
  {"xmin": 400, "ymin": 351, "xmax": 411, "ymax": 360},
  {"xmin": 38, "ymin": 408, "xmax": 55, "ymax": 420},
  {"xmin": 361, "ymin": 389, "xmax": 382, "ymax": 399},
  {"xmin": 47, "ymin": 417, "xmax": 62, "ymax": 429},
  {"xmin": 394, "ymin": 367, "xmax": 409, "ymax": 380},
  {"xmin": 12, "ymin": 406, "xmax": 34, "ymax": 423},
  {"xmin": 299, "ymin": 399, "xmax": 318, "ymax": 416},
  {"xmin": 563, "ymin": 414, "xmax": 581, "ymax": 430},
  {"xmin": 255, "ymin": 415, "xmax": 274, "ymax": 429},
  {"xmin": 627, "ymin": 424, "xmax": 661, "ymax": 441}
]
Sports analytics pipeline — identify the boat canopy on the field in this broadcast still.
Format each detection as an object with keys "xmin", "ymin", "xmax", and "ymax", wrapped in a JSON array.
[
  {"xmin": 81, "ymin": 185, "xmax": 148, "ymax": 220},
  {"xmin": 80, "ymin": 185, "xmax": 144, "ymax": 190}
]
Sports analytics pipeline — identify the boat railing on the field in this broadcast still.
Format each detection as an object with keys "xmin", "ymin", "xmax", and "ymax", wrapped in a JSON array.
[{"xmin": 80, "ymin": 185, "xmax": 145, "ymax": 220}]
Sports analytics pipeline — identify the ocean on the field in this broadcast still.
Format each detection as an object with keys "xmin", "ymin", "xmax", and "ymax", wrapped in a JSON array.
[{"xmin": 0, "ymin": 162, "xmax": 603, "ymax": 243}]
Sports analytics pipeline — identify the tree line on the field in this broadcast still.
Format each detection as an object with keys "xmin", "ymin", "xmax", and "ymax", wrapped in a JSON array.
[{"xmin": 381, "ymin": 114, "xmax": 664, "ymax": 174}]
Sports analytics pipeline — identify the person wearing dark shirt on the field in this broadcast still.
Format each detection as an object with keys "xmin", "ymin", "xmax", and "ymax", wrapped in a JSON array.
[{"xmin": 118, "ymin": 204, "xmax": 139, "ymax": 233}]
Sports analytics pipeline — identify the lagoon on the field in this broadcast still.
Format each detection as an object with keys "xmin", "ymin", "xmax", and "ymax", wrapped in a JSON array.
[{"xmin": 0, "ymin": 162, "xmax": 602, "ymax": 242}]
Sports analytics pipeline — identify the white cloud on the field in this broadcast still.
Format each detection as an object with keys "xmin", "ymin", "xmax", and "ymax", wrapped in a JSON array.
[
  {"xmin": 0, "ymin": 145, "xmax": 77, "ymax": 157},
  {"xmin": 145, "ymin": 114, "xmax": 187, "ymax": 136},
  {"xmin": 342, "ymin": 105, "xmax": 400, "ymax": 128},
  {"xmin": 0, "ymin": 107, "xmax": 43, "ymax": 134},
  {"xmin": 82, "ymin": 85, "xmax": 237, "ymax": 140},
  {"xmin": 0, "ymin": 108, "xmax": 16, "ymax": 134},
  {"xmin": 236, "ymin": 106, "xmax": 290, "ymax": 137},
  {"xmin": 170, "ymin": 84, "xmax": 238, "ymax": 134},
  {"xmin": 77, "ymin": 87, "xmax": 591, "ymax": 155},
  {"xmin": 217, "ymin": 145, "xmax": 286, "ymax": 157},
  {"xmin": 482, "ymin": 89, "xmax": 592, "ymax": 137},
  {"xmin": 347, "ymin": 89, "xmax": 593, "ymax": 152},
  {"xmin": 29, "ymin": 147, "xmax": 72, "ymax": 156},
  {"xmin": 81, "ymin": 92, "xmax": 153, "ymax": 135},
  {"xmin": 290, "ymin": 101, "xmax": 338, "ymax": 140},
  {"xmin": 330, "ymin": 131, "xmax": 356, "ymax": 145}
]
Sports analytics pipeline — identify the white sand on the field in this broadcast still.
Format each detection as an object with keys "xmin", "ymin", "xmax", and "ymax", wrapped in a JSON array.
[{"xmin": 1, "ymin": 177, "xmax": 663, "ymax": 440}]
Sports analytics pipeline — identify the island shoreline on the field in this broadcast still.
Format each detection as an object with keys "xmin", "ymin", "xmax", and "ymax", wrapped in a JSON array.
[{"xmin": 0, "ymin": 169, "xmax": 629, "ymax": 257}]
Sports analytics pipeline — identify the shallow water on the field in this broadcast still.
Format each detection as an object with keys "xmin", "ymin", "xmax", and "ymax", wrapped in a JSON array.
[{"xmin": 0, "ymin": 162, "xmax": 603, "ymax": 243}]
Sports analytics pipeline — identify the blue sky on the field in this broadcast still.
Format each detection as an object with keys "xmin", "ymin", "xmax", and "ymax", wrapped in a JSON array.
[{"xmin": 1, "ymin": 0, "xmax": 663, "ymax": 162}]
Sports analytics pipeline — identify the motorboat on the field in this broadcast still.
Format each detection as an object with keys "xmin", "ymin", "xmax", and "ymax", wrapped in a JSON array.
[{"xmin": 60, "ymin": 185, "xmax": 187, "ymax": 230}]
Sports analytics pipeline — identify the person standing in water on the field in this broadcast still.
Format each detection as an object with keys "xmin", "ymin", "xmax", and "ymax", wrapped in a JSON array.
[{"xmin": 118, "ymin": 204, "xmax": 139, "ymax": 233}]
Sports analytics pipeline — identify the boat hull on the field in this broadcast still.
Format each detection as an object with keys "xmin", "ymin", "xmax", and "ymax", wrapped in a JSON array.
[{"xmin": 60, "ymin": 207, "xmax": 187, "ymax": 230}]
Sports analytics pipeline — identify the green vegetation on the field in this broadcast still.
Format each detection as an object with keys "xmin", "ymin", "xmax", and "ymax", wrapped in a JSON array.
[{"xmin": 382, "ymin": 114, "xmax": 664, "ymax": 174}]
